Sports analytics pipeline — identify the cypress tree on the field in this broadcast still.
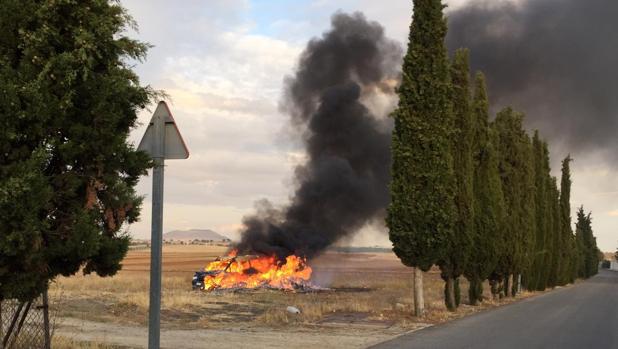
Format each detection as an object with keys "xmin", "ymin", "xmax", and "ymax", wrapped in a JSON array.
[
  {"xmin": 0, "ymin": 0, "xmax": 154, "ymax": 301},
  {"xmin": 492, "ymin": 108, "xmax": 533, "ymax": 297},
  {"xmin": 574, "ymin": 208, "xmax": 587, "ymax": 278},
  {"xmin": 388, "ymin": 0, "xmax": 456, "ymax": 316},
  {"xmin": 487, "ymin": 127, "xmax": 508, "ymax": 300},
  {"xmin": 529, "ymin": 132, "xmax": 548, "ymax": 290},
  {"xmin": 559, "ymin": 156, "xmax": 575, "ymax": 284},
  {"xmin": 464, "ymin": 72, "xmax": 504, "ymax": 305},
  {"xmin": 439, "ymin": 48, "xmax": 474, "ymax": 311},
  {"xmin": 576, "ymin": 207, "xmax": 599, "ymax": 278},
  {"xmin": 517, "ymin": 133, "xmax": 536, "ymax": 295},
  {"xmin": 565, "ymin": 234, "xmax": 578, "ymax": 284},
  {"xmin": 538, "ymin": 142, "xmax": 554, "ymax": 290},
  {"xmin": 575, "ymin": 207, "xmax": 588, "ymax": 277},
  {"xmin": 546, "ymin": 177, "xmax": 561, "ymax": 288}
]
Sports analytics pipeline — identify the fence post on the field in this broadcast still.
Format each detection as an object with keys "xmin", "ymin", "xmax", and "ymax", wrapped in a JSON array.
[
  {"xmin": 2, "ymin": 302, "xmax": 23, "ymax": 348},
  {"xmin": 8, "ymin": 301, "xmax": 32, "ymax": 349},
  {"xmin": 43, "ymin": 290, "xmax": 50, "ymax": 349}
]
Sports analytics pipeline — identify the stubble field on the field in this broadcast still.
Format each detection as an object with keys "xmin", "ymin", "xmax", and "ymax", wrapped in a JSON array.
[{"xmin": 50, "ymin": 245, "xmax": 539, "ymax": 349}]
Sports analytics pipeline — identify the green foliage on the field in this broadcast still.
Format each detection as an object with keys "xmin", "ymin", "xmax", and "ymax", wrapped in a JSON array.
[
  {"xmin": 527, "ymin": 134, "xmax": 549, "ymax": 290},
  {"xmin": 464, "ymin": 72, "xmax": 505, "ymax": 303},
  {"xmin": 546, "ymin": 177, "xmax": 561, "ymax": 288},
  {"xmin": 438, "ymin": 48, "xmax": 474, "ymax": 310},
  {"xmin": 559, "ymin": 156, "xmax": 577, "ymax": 284},
  {"xmin": 491, "ymin": 107, "xmax": 535, "ymax": 296},
  {"xmin": 525, "ymin": 151, "xmax": 579, "ymax": 290},
  {"xmin": 575, "ymin": 221, "xmax": 586, "ymax": 278},
  {"xmin": 389, "ymin": 0, "xmax": 601, "ymax": 309},
  {"xmin": 0, "ymin": 0, "xmax": 155, "ymax": 301},
  {"xmin": 575, "ymin": 207, "xmax": 599, "ymax": 278},
  {"xmin": 446, "ymin": 49, "xmax": 474, "ymax": 274},
  {"xmin": 388, "ymin": 0, "xmax": 456, "ymax": 272}
]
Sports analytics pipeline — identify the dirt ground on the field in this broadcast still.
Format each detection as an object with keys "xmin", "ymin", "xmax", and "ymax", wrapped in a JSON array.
[{"xmin": 49, "ymin": 245, "xmax": 543, "ymax": 349}]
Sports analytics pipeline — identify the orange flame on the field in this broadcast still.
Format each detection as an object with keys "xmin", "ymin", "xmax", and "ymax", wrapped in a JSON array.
[{"xmin": 201, "ymin": 250, "xmax": 312, "ymax": 291}]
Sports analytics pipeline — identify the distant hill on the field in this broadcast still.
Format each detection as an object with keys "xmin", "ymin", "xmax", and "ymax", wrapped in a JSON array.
[{"xmin": 163, "ymin": 229, "xmax": 230, "ymax": 241}]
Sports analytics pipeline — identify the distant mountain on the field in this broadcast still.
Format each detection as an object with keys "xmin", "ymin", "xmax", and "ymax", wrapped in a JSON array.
[{"xmin": 163, "ymin": 229, "xmax": 230, "ymax": 241}]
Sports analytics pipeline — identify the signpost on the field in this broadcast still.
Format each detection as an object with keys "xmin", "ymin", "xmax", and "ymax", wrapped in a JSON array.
[{"xmin": 138, "ymin": 101, "xmax": 189, "ymax": 349}]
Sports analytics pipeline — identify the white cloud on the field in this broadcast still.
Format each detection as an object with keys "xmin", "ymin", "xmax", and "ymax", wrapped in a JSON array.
[
  {"xmin": 569, "ymin": 156, "xmax": 618, "ymax": 250},
  {"xmin": 122, "ymin": 0, "xmax": 303, "ymax": 239}
]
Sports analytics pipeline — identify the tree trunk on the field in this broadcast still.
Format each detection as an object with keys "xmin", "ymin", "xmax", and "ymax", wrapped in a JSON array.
[
  {"xmin": 413, "ymin": 268, "xmax": 425, "ymax": 317},
  {"xmin": 490, "ymin": 279, "xmax": 499, "ymax": 300},
  {"xmin": 511, "ymin": 274, "xmax": 519, "ymax": 297},
  {"xmin": 477, "ymin": 279, "xmax": 484, "ymax": 302},
  {"xmin": 454, "ymin": 277, "xmax": 461, "ymax": 307},
  {"xmin": 468, "ymin": 278, "xmax": 478, "ymax": 306},
  {"xmin": 444, "ymin": 277, "xmax": 456, "ymax": 311},
  {"xmin": 504, "ymin": 274, "xmax": 511, "ymax": 298}
]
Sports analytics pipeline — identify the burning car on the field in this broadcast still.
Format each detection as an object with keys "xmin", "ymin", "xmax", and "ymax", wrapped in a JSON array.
[{"xmin": 192, "ymin": 251, "xmax": 313, "ymax": 291}]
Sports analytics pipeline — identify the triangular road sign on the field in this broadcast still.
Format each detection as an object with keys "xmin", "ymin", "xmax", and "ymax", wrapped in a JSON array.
[{"xmin": 138, "ymin": 101, "xmax": 189, "ymax": 159}]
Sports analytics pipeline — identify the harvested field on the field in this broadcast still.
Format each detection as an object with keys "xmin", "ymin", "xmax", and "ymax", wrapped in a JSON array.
[{"xmin": 50, "ymin": 245, "xmax": 544, "ymax": 348}]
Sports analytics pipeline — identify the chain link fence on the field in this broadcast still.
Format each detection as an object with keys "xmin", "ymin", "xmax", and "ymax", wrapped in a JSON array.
[{"xmin": 0, "ymin": 292, "xmax": 50, "ymax": 349}]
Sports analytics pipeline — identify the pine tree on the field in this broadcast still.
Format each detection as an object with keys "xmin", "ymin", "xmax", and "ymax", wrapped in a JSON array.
[
  {"xmin": 439, "ymin": 48, "xmax": 474, "ymax": 311},
  {"xmin": 464, "ymin": 72, "xmax": 505, "ymax": 304},
  {"xmin": 388, "ymin": 0, "xmax": 456, "ymax": 316},
  {"xmin": 0, "ymin": 0, "xmax": 155, "ymax": 301}
]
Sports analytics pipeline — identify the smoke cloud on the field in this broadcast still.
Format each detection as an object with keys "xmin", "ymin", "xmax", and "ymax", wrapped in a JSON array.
[
  {"xmin": 236, "ymin": 0, "xmax": 616, "ymax": 258},
  {"xmin": 234, "ymin": 12, "xmax": 402, "ymax": 258},
  {"xmin": 446, "ymin": 0, "xmax": 618, "ymax": 160}
]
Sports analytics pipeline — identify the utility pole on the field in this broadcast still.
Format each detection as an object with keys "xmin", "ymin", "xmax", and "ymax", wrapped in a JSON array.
[{"xmin": 138, "ymin": 102, "xmax": 189, "ymax": 349}]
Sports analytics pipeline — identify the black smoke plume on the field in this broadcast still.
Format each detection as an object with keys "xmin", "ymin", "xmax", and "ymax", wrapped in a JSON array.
[
  {"xmin": 447, "ymin": 0, "xmax": 618, "ymax": 160},
  {"xmin": 234, "ymin": 12, "xmax": 402, "ymax": 259}
]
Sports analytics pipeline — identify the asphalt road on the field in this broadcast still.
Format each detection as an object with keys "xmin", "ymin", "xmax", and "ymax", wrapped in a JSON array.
[{"xmin": 370, "ymin": 269, "xmax": 618, "ymax": 349}]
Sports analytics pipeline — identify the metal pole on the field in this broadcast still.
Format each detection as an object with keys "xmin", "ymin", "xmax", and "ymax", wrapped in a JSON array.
[{"xmin": 148, "ymin": 112, "xmax": 165, "ymax": 349}]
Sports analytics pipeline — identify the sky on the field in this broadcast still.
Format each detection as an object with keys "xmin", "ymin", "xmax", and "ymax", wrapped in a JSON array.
[{"xmin": 121, "ymin": 0, "xmax": 617, "ymax": 251}]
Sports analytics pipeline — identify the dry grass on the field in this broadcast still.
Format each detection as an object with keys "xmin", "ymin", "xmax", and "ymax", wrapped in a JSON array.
[
  {"xmin": 50, "ymin": 245, "xmax": 549, "ymax": 332},
  {"xmin": 52, "ymin": 335, "xmax": 123, "ymax": 349}
]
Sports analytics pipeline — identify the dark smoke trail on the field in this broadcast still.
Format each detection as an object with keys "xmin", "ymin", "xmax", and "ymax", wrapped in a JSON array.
[
  {"xmin": 234, "ymin": 12, "xmax": 402, "ymax": 259},
  {"xmin": 446, "ymin": 0, "xmax": 618, "ymax": 161}
]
